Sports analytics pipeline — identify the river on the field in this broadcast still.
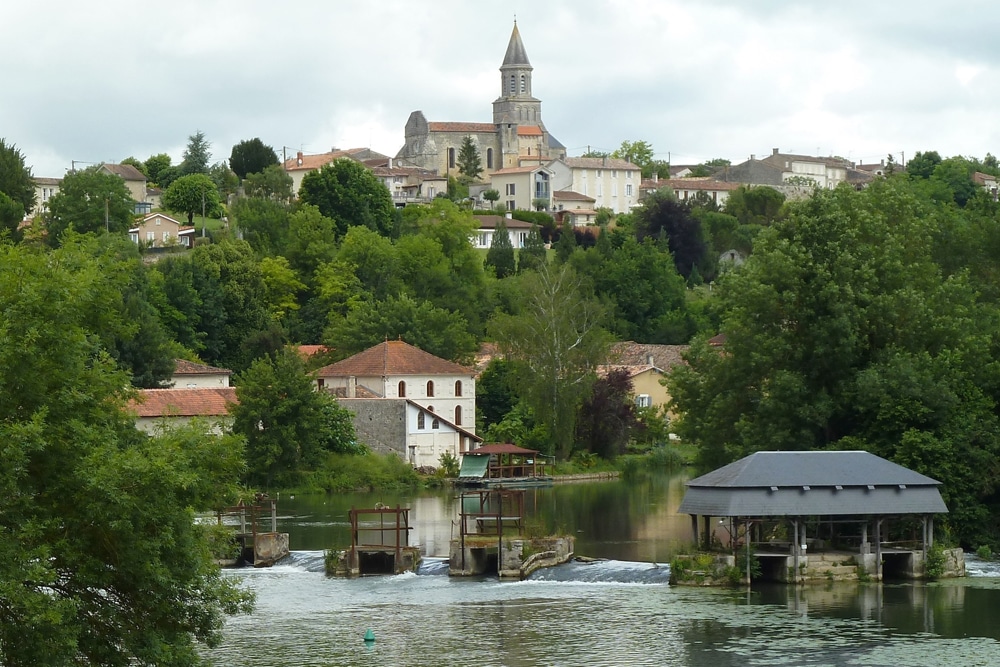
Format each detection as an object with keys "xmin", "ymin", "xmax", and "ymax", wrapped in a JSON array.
[{"xmin": 204, "ymin": 473, "xmax": 1000, "ymax": 666}]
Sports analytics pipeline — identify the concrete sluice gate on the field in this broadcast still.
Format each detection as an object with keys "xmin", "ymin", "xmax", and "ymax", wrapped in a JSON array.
[{"xmin": 358, "ymin": 551, "xmax": 398, "ymax": 575}]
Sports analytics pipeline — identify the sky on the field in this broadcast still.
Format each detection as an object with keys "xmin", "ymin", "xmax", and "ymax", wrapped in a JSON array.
[{"xmin": 4, "ymin": 0, "xmax": 1000, "ymax": 178}]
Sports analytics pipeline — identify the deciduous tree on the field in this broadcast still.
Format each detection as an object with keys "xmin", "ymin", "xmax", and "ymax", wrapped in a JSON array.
[
  {"xmin": 0, "ymin": 137, "xmax": 35, "ymax": 216},
  {"xmin": 144, "ymin": 153, "xmax": 172, "ymax": 185},
  {"xmin": 162, "ymin": 173, "xmax": 222, "ymax": 224},
  {"xmin": 299, "ymin": 158, "xmax": 396, "ymax": 237},
  {"xmin": 45, "ymin": 167, "xmax": 135, "ymax": 244}
]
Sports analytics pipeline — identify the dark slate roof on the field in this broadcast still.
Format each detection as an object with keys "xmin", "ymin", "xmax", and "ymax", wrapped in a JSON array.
[
  {"xmin": 502, "ymin": 23, "xmax": 530, "ymax": 66},
  {"xmin": 679, "ymin": 451, "xmax": 947, "ymax": 518}
]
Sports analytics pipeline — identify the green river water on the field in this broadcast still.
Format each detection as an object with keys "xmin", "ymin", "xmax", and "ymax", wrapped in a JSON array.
[{"xmin": 204, "ymin": 474, "xmax": 1000, "ymax": 666}]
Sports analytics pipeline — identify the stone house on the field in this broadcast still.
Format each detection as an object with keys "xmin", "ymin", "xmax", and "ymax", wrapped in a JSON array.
[
  {"xmin": 129, "ymin": 387, "xmax": 237, "ymax": 435},
  {"xmin": 281, "ymin": 147, "xmax": 390, "ymax": 196},
  {"xmin": 98, "ymin": 163, "xmax": 149, "ymax": 212},
  {"xmin": 31, "ymin": 177, "xmax": 62, "ymax": 217},
  {"xmin": 640, "ymin": 176, "xmax": 741, "ymax": 208},
  {"xmin": 315, "ymin": 340, "xmax": 479, "ymax": 467},
  {"xmin": 605, "ymin": 342, "xmax": 689, "ymax": 414},
  {"xmin": 170, "ymin": 359, "xmax": 232, "ymax": 388}
]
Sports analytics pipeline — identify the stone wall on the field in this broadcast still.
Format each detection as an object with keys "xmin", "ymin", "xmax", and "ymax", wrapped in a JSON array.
[{"xmin": 340, "ymin": 399, "xmax": 407, "ymax": 458}]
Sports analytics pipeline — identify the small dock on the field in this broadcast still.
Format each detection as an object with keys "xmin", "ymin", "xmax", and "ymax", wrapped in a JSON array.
[
  {"xmin": 217, "ymin": 495, "xmax": 289, "ymax": 567},
  {"xmin": 327, "ymin": 505, "xmax": 421, "ymax": 576},
  {"xmin": 456, "ymin": 442, "xmax": 554, "ymax": 488}
]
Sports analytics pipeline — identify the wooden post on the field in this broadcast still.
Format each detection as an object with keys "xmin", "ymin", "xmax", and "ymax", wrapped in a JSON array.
[
  {"xmin": 875, "ymin": 518, "xmax": 882, "ymax": 580},
  {"xmin": 792, "ymin": 519, "xmax": 799, "ymax": 583},
  {"xmin": 691, "ymin": 514, "xmax": 699, "ymax": 547}
]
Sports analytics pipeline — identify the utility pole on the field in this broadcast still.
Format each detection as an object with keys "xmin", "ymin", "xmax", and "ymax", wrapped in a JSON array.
[
  {"xmin": 201, "ymin": 189, "xmax": 206, "ymax": 237},
  {"xmin": 104, "ymin": 198, "xmax": 109, "ymax": 232}
]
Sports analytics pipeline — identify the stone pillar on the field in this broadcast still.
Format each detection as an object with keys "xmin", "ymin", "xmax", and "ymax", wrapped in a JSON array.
[
  {"xmin": 861, "ymin": 521, "xmax": 870, "ymax": 555},
  {"xmin": 875, "ymin": 518, "xmax": 882, "ymax": 580}
]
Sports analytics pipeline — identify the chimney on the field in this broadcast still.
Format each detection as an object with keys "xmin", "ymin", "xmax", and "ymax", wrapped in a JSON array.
[
  {"xmin": 647, "ymin": 354, "xmax": 655, "ymax": 366},
  {"xmin": 348, "ymin": 376, "xmax": 356, "ymax": 398},
  {"xmin": 505, "ymin": 212, "xmax": 513, "ymax": 219},
  {"xmin": 772, "ymin": 148, "xmax": 779, "ymax": 156},
  {"xmin": 653, "ymin": 172, "xmax": 658, "ymax": 184},
  {"xmin": 750, "ymin": 154, "xmax": 755, "ymax": 161},
  {"xmin": 296, "ymin": 151, "xmax": 303, "ymax": 166}
]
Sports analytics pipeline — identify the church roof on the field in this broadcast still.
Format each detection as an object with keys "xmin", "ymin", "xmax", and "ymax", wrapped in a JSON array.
[
  {"xmin": 428, "ymin": 122, "xmax": 496, "ymax": 133},
  {"xmin": 502, "ymin": 23, "xmax": 531, "ymax": 67},
  {"xmin": 517, "ymin": 125, "xmax": 543, "ymax": 136}
]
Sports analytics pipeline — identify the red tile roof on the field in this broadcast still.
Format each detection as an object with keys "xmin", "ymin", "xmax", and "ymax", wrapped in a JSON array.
[
  {"xmin": 552, "ymin": 190, "xmax": 595, "ymax": 202},
  {"xmin": 173, "ymin": 359, "xmax": 232, "ymax": 376},
  {"xmin": 516, "ymin": 125, "xmax": 543, "ymax": 136},
  {"xmin": 100, "ymin": 163, "xmax": 147, "ymax": 181},
  {"xmin": 466, "ymin": 443, "xmax": 539, "ymax": 455},
  {"xmin": 428, "ymin": 122, "xmax": 497, "ymax": 133},
  {"xmin": 609, "ymin": 342, "xmax": 688, "ymax": 369},
  {"xmin": 282, "ymin": 148, "xmax": 369, "ymax": 172},
  {"xmin": 129, "ymin": 388, "xmax": 237, "ymax": 418},
  {"xmin": 317, "ymin": 340, "xmax": 472, "ymax": 377}
]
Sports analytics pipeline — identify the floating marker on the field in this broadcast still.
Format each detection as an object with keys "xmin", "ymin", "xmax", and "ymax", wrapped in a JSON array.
[{"xmin": 364, "ymin": 629, "xmax": 376, "ymax": 643}]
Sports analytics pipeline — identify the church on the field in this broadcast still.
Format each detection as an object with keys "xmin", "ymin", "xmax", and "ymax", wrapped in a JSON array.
[{"xmin": 395, "ymin": 22, "xmax": 566, "ymax": 179}]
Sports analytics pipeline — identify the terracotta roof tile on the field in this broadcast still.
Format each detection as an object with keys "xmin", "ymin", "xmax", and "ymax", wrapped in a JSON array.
[
  {"xmin": 173, "ymin": 359, "xmax": 233, "ymax": 375},
  {"xmin": 517, "ymin": 125, "xmax": 544, "ymax": 136},
  {"xmin": 427, "ymin": 122, "xmax": 497, "ymax": 133},
  {"xmin": 552, "ymin": 190, "xmax": 595, "ymax": 202},
  {"xmin": 562, "ymin": 157, "xmax": 640, "ymax": 171},
  {"xmin": 609, "ymin": 342, "xmax": 688, "ymax": 369},
  {"xmin": 282, "ymin": 149, "xmax": 369, "ymax": 172},
  {"xmin": 129, "ymin": 388, "xmax": 237, "ymax": 418},
  {"xmin": 317, "ymin": 340, "xmax": 472, "ymax": 377}
]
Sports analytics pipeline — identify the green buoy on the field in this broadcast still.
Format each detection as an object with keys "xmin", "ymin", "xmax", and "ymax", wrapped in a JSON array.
[{"xmin": 364, "ymin": 629, "xmax": 376, "ymax": 643}]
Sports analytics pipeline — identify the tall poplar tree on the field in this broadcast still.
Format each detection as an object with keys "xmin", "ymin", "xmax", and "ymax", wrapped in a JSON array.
[{"xmin": 486, "ymin": 217, "xmax": 516, "ymax": 278}]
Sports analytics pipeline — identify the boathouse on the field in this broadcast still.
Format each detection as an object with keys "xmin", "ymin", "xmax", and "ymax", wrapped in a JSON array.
[
  {"xmin": 678, "ymin": 451, "xmax": 955, "ymax": 582},
  {"xmin": 457, "ymin": 443, "xmax": 554, "ymax": 487}
]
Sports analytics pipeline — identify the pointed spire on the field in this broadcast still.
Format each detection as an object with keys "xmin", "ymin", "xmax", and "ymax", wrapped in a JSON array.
[{"xmin": 502, "ymin": 21, "xmax": 530, "ymax": 67}]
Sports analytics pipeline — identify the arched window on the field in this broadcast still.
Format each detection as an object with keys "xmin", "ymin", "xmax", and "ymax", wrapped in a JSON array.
[
  {"xmin": 510, "ymin": 74, "xmax": 515, "ymax": 94},
  {"xmin": 520, "ymin": 74, "xmax": 526, "ymax": 94},
  {"xmin": 427, "ymin": 380, "xmax": 434, "ymax": 397},
  {"xmin": 486, "ymin": 148, "xmax": 494, "ymax": 170},
  {"xmin": 448, "ymin": 147, "xmax": 456, "ymax": 169},
  {"xmin": 398, "ymin": 381, "xmax": 406, "ymax": 397},
  {"xmin": 417, "ymin": 411, "xmax": 425, "ymax": 430},
  {"xmin": 455, "ymin": 406, "xmax": 462, "ymax": 426},
  {"xmin": 455, "ymin": 380, "xmax": 463, "ymax": 397},
  {"xmin": 432, "ymin": 417, "xmax": 440, "ymax": 430}
]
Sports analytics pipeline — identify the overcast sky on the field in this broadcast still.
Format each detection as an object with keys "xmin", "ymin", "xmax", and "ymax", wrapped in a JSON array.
[{"xmin": 5, "ymin": 1, "xmax": 1000, "ymax": 177}]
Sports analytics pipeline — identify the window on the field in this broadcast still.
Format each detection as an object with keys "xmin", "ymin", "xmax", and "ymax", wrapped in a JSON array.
[
  {"xmin": 146, "ymin": 231, "xmax": 155, "ymax": 241},
  {"xmin": 506, "ymin": 183, "xmax": 516, "ymax": 195},
  {"xmin": 417, "ymin": 412, "xmax": 425, "ymax": 429},
  {"xmin": 510, "ymin": 74, "xmax": 515, "ymax": 94},
  {"xmin": 612, "ymin": 170, "xmax": 618, "ymax": 178},
  {"xmin": 398, "ymin": 381, "xmax": 406, "ymax": 397},
  {"xmin": 636, "ymin": 394, "xmax": 651, "ymax": 408},
  {"xmin": 426, "ymin": 380, "xmax": 434, "ymax": 397},
  {"xmin": 154, "ymin": 217, "xmax": 161, "ymax": 226},
  {"xmin": 627, "ymin": 171, "xmax": 633, "ymax": 179},
  {"xmin": 597, "ymin": 169, "xmax": 602, "ymax": 177},
  {"xmin": 487, "ymin": 148, "xmax": 494, "ymax": 169},
  {"xmin": 448, "ymin": 148, "xmax": 456, "ymax": 169},
  {"xmin": 455, "ymin": 406, "xmax": 462, "ymax": 425},
  {"xmin": 317, "ymin": 378, "xmax": 325, "ymax": 389},
  {"xmin": 506, "ymin": 200, "xmax": 515, "ymax": 211},
  {"xmin": 520, "ymin": 74, "xmax": 526, "ymax": 94},
  {"xmin": 455, "ymin": 380, "xmax": 463, "ymax": 397},
  {"xmin": 432, "ymin": 417, "xmax": 440, "ymax": 430},
  {"xmin": 626, "ymin": 183, "xmax": 633, "ymax": 197}
]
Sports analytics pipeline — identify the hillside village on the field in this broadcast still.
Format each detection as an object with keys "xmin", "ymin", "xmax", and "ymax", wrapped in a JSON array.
[{"xmin": 3, "ymin": 20, "xmax": 1000, "ymax": 551}]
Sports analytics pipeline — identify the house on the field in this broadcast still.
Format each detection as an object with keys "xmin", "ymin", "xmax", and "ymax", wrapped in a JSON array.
[
  {"xmin": 171, "ymin": 359, "xmax": 232, "ymax": 388},
  {"xmin": 473, "ymin": 214, "xmax": 534, "ymax": 249},
  {"xmin": 547, "ymin": 157, "xmax": 641, "ymax": 214},
  {"xmin": 721, "ymin": 148, "xmax": 873, "ymax": 194},
  {"xmin": 281, "ymin": 147, "xmax": 390, "ymax": 196},
  {"xmin": 367, "ymin": 158, "xmax": 447, "ymax": 206},
  {"xmin": 605, "ymin": 342, "xmax": 688, "ymax": 412},
  {"xmin": 489, "ymin": 164, "xmax": 553, "ymax": 211},
  {"xmin": 640, "ymin": 177, "xmax": 740, "ymax": 207},
  {"xmin": 315, "ymin": 340, "xmax": 478, "ymax": 466},
  {"xmin": 551, "ymin": 190, "xmax": 597, "ymax": 226},
  {"xmin": 394, "ymin": 22, "xmax": 566, "ymax": 179},
  {"xmin": 129, "ymin": 212, "xmax": 195, "ymax": 248},
  {"xmin": 973, "ymin": 171, "xmax": 999, "ymax": 200},
  {"xmin": 129, "ymin": 387, "xmax": 237, "ymax": 435},
  {"xmin": 31, "ymin": 176, "xmax": 61, "ymax": 217},
  {"xmin": 98, "ymin": 163, "xmax": 149, "ymax": 213}
]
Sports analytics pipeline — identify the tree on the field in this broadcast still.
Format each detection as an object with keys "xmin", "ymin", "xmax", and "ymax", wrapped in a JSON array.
[
  {"xmin": 244, "ymin": 163, "xmax": 294, "ymax": 202},
  {"xmin": 612, "ymin": 139, "xmax": 655, "ymax": 175},
  {"xmin": 230, "ymin": 196, "xmax": 290, "ymax": 255},
  {"xmin": 669, "ymin": 180, "xmax": 1000, "ymax": 546},
  {"xmin": 325, "ymin": 294, "xmax": 477, "ymax": 363},
  {"xmin": 145, "ymin": 153, "xmax": 172, "ymax": 185},
  {"xmin": 162, "ymin": 173, "xmax": 222, "ymax": 224},
  {"xmin": 229, "ymin": 137, "xmax": 279, "ymax": 180},
  {"xmin": 519, "ymin": 223, "xmax": 547, "ymax": 273},
  {"xmin": 723, "ymin": 185, "xmax": 786, "ymax": 226},
  {"xmin": 0, "ymin": 240, "xmax": 252, "ymax": 665},
  {"xmin": 231, "ymin": 348, "xmax": 336, "ymax": 486},
  {"xmin": 209, "ymin": 161, "xmax": 239, "ymax": 201},
  {"xmin": 0, "ymin": 138, "xmax": 35, "ymax": 216},
  {"xmin": 457, "ymin": 136, "xmax": 483, "ymax": 184},
  {"xmin": 489, "ymin": 263, "xmax": 609, "ymax": 458},
  {"xmin": 633, "ymin": 188, "xmax": 707, "ymax": 279},
  {"xmin": 45, "ymin": 167, "xmax": 135, "ymax": 245},
  {"xmin": 180, "ymin": 130, "xmax": 211, "ymax": 175},
  {"xmin": 0, "ymin": 191, "xmax": 25, "ymax": 241},
  {"xmin": 299, "ymin": 158, "xmax": 396, "ymax": 237},
  {"xmin": 576, "ymin": 368, "xmax": 640, "ymax": 459},
  {"xmin": 906, "ymin": 150, "xmax": 942, "ymax": 180},
  {"xmin": 477, "ymin": 357, "xmax": 519, "ymax": 432},
  {"xmin": 486, "ymin": 217, "xmax": 516, "ymax": 278},
  {"xmin": 483, "ymin": 188, "xmax": 500, "ymax": 207}
]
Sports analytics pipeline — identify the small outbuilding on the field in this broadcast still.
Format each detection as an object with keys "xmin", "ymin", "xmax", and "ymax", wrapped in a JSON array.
[{"xmin": 678, "ymin": 451, "xmax": 953, "ymax": 582}]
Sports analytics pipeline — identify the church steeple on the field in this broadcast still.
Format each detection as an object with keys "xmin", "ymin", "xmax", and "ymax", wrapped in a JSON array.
[{"xmin": 494, "ymin": 21, "xmax": 541, "ymax": 123}]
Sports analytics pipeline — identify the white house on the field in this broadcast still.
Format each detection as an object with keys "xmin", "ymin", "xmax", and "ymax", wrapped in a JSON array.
[
  {"xmin": 129, "ymin": 387, "xmax": 237, "ymax": 435},
  {"xmin": 489, "ymin": 165, "xmax": 553, "ymax": 211},
  {"xmin": 547, "ymin": 157, "xmax": 641, "ymax": 214},
  {"xmin": 473, "ymin": 214, "xmax": 534, "ymax": 249},
  {"xmin": 171, "ymin": 359, "xmax": 232, "ymax": 388}
]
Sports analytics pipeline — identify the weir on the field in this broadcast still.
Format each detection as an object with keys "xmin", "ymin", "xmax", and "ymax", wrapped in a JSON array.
[{"xmin": 217, "ymin": 495, "xmax": 289, "ymax": 567}]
